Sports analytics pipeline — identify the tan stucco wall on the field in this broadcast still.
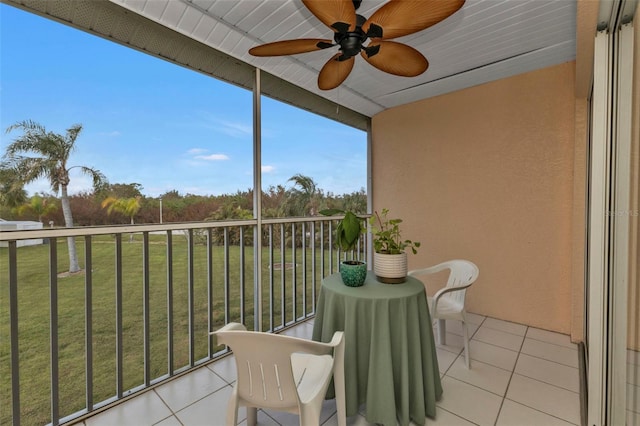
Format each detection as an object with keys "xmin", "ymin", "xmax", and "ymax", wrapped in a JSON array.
[{"xmin": 371, "ymin": 62, "xmax": 580, "ymax": 335}]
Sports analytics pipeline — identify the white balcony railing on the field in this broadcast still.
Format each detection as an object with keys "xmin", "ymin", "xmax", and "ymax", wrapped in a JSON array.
[{"xmin": 0, "ymin": 217, "xmax": 368, "ymax": 426}]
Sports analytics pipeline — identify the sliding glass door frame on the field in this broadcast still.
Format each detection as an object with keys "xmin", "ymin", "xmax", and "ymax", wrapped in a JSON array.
[{"xmin": 587, "ymin": 17, "xmax": 635, "ymax": 426}]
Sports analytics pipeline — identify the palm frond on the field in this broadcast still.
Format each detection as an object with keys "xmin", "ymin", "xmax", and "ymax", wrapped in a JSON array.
[
  {"xmin": 5, "ymin": 119, "xmax": 46, "ymax": 135},
  {"xmin": 77, "ymin": 165, "xmax": 107, "ymax": 189}
]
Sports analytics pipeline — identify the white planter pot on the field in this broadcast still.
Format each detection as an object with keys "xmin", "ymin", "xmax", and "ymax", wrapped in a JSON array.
[{"xmin": 373, "ymin": 252, "xmax": 407, "ymax": 284}]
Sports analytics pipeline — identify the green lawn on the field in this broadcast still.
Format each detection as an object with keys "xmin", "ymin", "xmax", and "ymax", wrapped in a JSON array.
[{"xmin": 0, "ymin": 234, "xmax": 333, "ymax": 425}]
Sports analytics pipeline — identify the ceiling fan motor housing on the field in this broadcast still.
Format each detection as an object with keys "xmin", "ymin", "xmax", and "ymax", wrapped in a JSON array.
[{"xmin": 333, "ymin": 14, "xmax": 371, "ymax": 60}]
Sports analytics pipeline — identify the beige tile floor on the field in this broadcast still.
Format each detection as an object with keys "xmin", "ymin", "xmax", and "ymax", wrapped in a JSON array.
[{"xmin": 72, "ymin": 315, "xmax": 585, "ymax": 426}]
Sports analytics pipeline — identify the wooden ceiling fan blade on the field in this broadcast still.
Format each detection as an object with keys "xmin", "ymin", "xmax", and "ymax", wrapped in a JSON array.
[
  {"xmin": 363, "ymin": 0, "xmax": 465, "ymax": 40},
  {"xmin": 249, "ymin": 39, "xmax": 334, "ymax": 57},
  {"xmin": 362, "ymin": 41, "xmax": 429, "ymax": 77},
  {"xmin": 302, "ymin": 0, "xmax": 357, "ymax": 32},
  {"xmin": 318, "ymin": 54, "xmax": 355, "ymax": 90}
]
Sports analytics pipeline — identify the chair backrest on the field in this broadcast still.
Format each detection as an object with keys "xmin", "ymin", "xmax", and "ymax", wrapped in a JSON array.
[
  {"xmin": 409, "ymin": 259, "xmax": 479, "ymax": 310},
  {"xmin": 214, "ymin": 326, "xmax": 336, "ymax": 410},
  {"xmin": 439, "ymin": 259, "xmax": 479, "ymax": 308}
]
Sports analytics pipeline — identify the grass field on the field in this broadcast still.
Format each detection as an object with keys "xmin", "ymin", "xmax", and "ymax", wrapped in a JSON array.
[{"xmin": 0, "ymin": 233, "xmax": 333, "ymax": 425}]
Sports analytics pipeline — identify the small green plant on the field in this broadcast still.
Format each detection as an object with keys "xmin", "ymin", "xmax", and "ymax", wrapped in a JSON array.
[
  {"xmin": 320, "ymin": 208, "xmax": 365, "ymax": 262},
  {"xmin": 369, "ymin": 208, "xmax": 420, "ymax": 254}
]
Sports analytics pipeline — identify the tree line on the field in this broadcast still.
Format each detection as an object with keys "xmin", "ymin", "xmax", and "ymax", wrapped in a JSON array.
[{"xmin": 1, "ymin": 182, "xmax": 366, "ymax": 226}]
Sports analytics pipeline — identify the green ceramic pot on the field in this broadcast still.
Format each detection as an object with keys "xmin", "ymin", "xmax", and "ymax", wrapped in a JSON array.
[{"xmin": 339, "ymin": 261, "xmax": 367, "ymax": 287}]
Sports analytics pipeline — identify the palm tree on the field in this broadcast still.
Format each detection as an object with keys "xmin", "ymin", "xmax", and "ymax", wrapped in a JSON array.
[
  {"xmin": 205, "ymin": 197, "xmax": 253, "ymax": 246},
  {"xmin": 17, "ymin": 195, "xmax": 58, "ymax": 223},
  {"xmin": 3, "ymin": 120, "xmax": 106, "ymax": 272},
  {"xmin": 285, "ymin": 174, "xmax": 323, "ymax": 216},
  {"xmin": 101, "ymin": 196, "xmax": 141, "ymax": 241}
]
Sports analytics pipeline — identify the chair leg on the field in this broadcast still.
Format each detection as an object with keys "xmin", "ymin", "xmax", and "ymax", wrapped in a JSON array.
[
  {"xmin": 299, "ymin": 406, "xmax": 321, "ymax": 426},
  {"xmin": 437, "ymin": 319, "xmax": 447, "ymax": 345},
  {"xmin": 462, "ymin": 320, "xmax": 470, "ymax": 369},
  {"xmin": 226, "ymin": 395, "xmax": 239, "ymax": 426},
  {"xmin": 246, "ymin": 407, "xmax": 258, "ymax": 426}
]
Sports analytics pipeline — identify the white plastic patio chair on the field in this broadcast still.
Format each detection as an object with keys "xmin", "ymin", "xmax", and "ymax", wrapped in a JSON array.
[
  {"xmin": 409, "ymin": 260, "xmax": 479, "ymax": 369},
  {"xmin": 210, "ymin": 323, "xmax": 346, "ymax": 426}
]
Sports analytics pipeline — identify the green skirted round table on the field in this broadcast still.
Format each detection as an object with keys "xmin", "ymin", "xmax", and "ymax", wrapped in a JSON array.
[{"xmin": 312, "ymin": 271, "xmax": 442, "ymax": 426}]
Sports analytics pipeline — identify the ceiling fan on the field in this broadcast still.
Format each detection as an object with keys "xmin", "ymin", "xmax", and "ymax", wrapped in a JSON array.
[{"xmin": 249, "ymin": 0, "xmax": 465, "ymax": 90}]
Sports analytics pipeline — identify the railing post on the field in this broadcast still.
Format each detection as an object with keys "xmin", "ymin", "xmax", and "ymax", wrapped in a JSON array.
[
  {"xmin": 311, "ymin": 222, "xmax": 317, "ymax": 313},
  {"xmin": 268, "ymin": 224, "xmax": 274, "ymax": 332},
  {"xmin": 166, "ymin": 231, "xmax": 174, "ymax": 375},
  {"xmin": 224, "ymin": 228, "xmax": 230, "ymax": 325},
  {"xmin": 142, "ymin": 232, "xmax": 151, "ymax": 385},
  {"xmin": 8, "ymin": 241, "xmax": 21, "ymax": 426},
  {"xmin": 187, "ymin": 229, "xmax": 195, "ymax": 367},
  {"xmin": 302, "ymin": 222, "xmax": 307, "ymax": 318},
  {"xmin": 291, "ymin": 223, "xmax": 297, "ymax": 323},
  {"xmin": 115, "ymin": 234, "xmax": 123, "ymax": 398},
  {"xmin": 280, "ymin": 223, "xmax": 286, "ymax": 329},
  {"xmin": 49, "ymin": 238, "xmax": 59, "ymax": 425},
  {"xmin": 240, "ymin": 227, "xmax": 245, "ymax": 325},
  {"xmin": 207, "ymin": 228, "xmax": 214, "ymax": 355},
  {"xmin": 84, "ymin": 236, "xmax": 94, "ymax": 412}
]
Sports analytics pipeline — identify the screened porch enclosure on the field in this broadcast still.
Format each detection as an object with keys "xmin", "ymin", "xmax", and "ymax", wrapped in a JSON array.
[{"xmin": 1, "ymin": 0, "xmax": 639, "ymax": 425}]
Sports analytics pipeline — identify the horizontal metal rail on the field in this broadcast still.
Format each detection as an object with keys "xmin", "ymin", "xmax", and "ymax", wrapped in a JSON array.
[
  {"xmin": 0, "ymin": 216, "xmax": 340, "ymax": 241},
  {"xmin": 0, "ymin": 216, "xmax": 369, "ymax": 426}
]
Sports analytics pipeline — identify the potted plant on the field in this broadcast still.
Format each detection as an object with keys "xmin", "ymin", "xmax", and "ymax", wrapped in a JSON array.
[
  {"xmin": 369, "ymin": 208, "xmax": 420, "ymax": 283},
  {"xmin": 320, "ymin": 208, "xmax": 367, "ymax": 287}
]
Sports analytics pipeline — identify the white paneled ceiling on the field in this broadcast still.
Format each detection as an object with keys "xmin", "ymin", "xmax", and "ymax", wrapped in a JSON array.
[
  {"xmin": 112, "ymin": 0, "xmax": 576, "ymax": 117},
  {"xmin": 6, "ymin": 0, "xmax": 576, "ymax": 120}
]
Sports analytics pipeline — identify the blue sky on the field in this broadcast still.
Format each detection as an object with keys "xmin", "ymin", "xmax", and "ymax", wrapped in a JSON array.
[{"xmin": 0, "ymin": 3, "xmax": 367, "ymax": 198}]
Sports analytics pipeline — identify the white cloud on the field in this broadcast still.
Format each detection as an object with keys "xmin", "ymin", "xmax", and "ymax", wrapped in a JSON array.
[
  {"xmin": 93, "ymin": 130, "xmax": 121, "ymax": 137},
  {"xmin": 67, "ymin": 175, "xmax": 94, "ymax": 194},
  {"xmin": 261, "ymin": 165, "xmax": 276, "ymax": 173},
  {"xmin": 193, "ymin": 111, "xmax": 251, "ymax": 139},
  {"xmin": 195, "ymin": 154, "xmax": 230, "ymax": 161},
  {"xmin": 216, "ymin": 119, "xmax": 252, "ymax": 138},
  {"xmin": 23, "ymin": 174, "xmax": 95, "ymax": 197},
  {"xmin": 187, "ymin": 148, "xmax": 207, "ymax": 155},
  {"xmin": 24, "ymin": 179, "xmax": 54, "ymax": 196}
]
